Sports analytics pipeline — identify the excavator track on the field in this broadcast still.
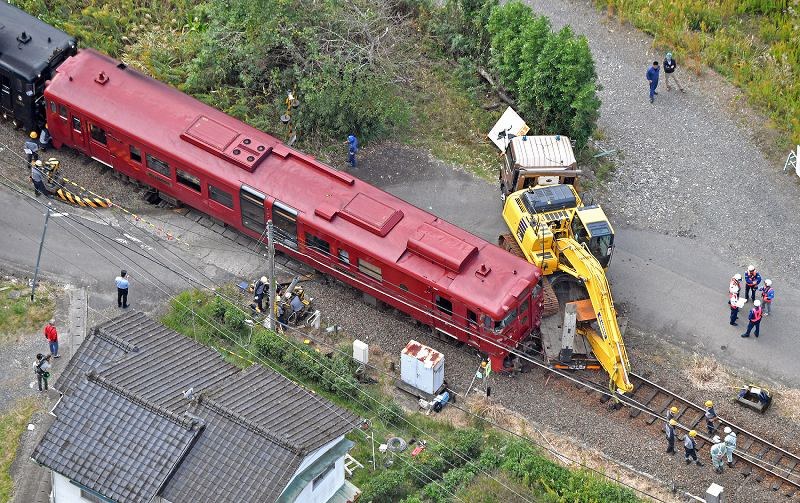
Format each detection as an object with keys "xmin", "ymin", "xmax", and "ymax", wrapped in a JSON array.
[
  {"xmin": 540, "ymin": 276, "xmax": 560, "ymax": 318},
  {"xmin": 499, "ymin": 233, "xmax": 560, "ymax": 317}
]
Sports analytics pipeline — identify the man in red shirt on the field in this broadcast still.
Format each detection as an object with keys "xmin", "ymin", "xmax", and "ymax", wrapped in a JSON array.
[{"xmin": 44, "ymin": 319, "xmax": 60, "ymax": 358}]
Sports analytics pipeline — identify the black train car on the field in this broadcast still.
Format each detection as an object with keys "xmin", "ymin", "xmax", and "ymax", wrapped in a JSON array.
[{"xmin": 0, "ymin": 3, "xmax": 75, "ymax": 132}]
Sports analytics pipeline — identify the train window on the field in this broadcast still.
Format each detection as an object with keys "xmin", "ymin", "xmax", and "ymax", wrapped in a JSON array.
[
  {"xmin": 49, "ymin": 101, "xmax": 56, "ymax": 113},
  {"xmin": 59, "ymin": 105, "xmax": 68, "ymax": 120},
  {"xmin": 240, "ymin": 185, "xmax": 266, "ymax": 233},
  {"xmin": 129, "ymin": 146, "xmax": 142, "ymax": 163},
  {"xmin": 358, "ymin": 259, "xmax": 382, "ymax": 282},
  {"xmin": 488, "ymin": 307, "xmax": 518, "ymax": 333},
  {"xmin": 338, "ymin": 249, "xmax": 350, "ymax": 265},
  {"xmin": 71, "ymin": 117, "xmax": 81, "ymax": 132},
  {"xmin": 272, "ymin": 201, "xmax": 298, "ymax": 250},
  {"xmin": 467, "ymin": 309, "xmax": 477, "ymax": 325},
  {"xmin": 89, "ymin": 124, "xmax": 107, "ymax": 145},
  {"xmin": 305, "ymin": 233, "xmax": 330, "ymax": 255},
  {"xmin": 176, "ymin": 169, "xmax": 201, "ymax": 193},
  {"xmin": 146, "ymin": 154, "xmax": 171, "ymax": 177},
  {"xmin": 209, "ymin": 185, "xmax": 233, "ymax": 208},
  {"xmin": 435, "ymin": 295, "xmax": 453, "ymax": 316}
]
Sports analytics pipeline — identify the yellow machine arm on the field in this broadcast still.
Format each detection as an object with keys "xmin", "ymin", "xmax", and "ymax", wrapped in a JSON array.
[{"xmin": 555, "ymin": 238, "xmax": 632, "ymax": 393}]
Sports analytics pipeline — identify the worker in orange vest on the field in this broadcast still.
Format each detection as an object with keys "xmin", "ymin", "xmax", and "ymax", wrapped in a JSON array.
[
  {"xmin": 741, "ymin": 300, "xmax": 763, "ymax": 338},
  {"xmin": 728, "ymin": 285, "xmax": 740, "ymax": 326}
]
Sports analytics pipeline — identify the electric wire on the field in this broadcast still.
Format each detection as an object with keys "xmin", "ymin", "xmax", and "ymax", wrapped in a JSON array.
[{"xmin": 5, "ymin": 150, "xmax": 797, "ymax": 487}]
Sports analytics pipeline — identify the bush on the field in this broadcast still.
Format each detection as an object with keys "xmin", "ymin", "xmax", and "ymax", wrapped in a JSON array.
[
  {"xmin": 487, "ymin": 1, "xmax": 547, "ymax": 92},
  {"xmin": 361, "ymin": 470, "xmax": 410, "ymax": 501},
  {"xmin": 223, "ymin": 305, "xmax": 246, "ymax": 331},
  {"xmin": 377, "ymin": 401, "xmax": 406, "ymax": 428}
]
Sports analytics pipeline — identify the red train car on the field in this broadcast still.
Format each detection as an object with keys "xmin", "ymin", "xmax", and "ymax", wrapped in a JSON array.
[{"xmin": 44, "ymin": 49, "xmax": 543, "ymax": 369}]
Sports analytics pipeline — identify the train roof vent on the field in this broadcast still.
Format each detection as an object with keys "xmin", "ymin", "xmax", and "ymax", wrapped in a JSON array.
[
  {"xmin": 407, "ymin": 222, "xmax": 478, "ymax": 273},
  {"xmin": 180, "ymin": 115, "xmax": 272, "ymax": 172},
  {"xmin": 339, "ymin": 193, "xmax": 403, "ymax": 237}
]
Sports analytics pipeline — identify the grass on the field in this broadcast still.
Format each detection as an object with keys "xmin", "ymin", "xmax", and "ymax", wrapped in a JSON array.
[
  {"xmin": 403, "ymin": 60, "xmax": 504, "ymax": 181},
  {"xmin": 456, "ymin": 472, "xmax": 540, "ymax": 501},
  {"xmin": 0, "ymin": 281, "xmax": 55, "ymax": 343},
  {"xmin": 0, "ymin": 399, "xmax": 39, "ymax": 502},
  {"xmin": 595, "ymin": 0, "xmax": 800, "ymax": 149}
]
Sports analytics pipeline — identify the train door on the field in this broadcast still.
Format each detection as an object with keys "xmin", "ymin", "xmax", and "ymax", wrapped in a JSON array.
[
  {"xmin": 69, "ymin": 112, "xmax": 87, "ymax": 152},
  {"xmin": 0, "ymin": 74, "xmax": 11, "ymax": 116},
  {"xmin": 87, "ymin": 121, "xmax": 112, "ymax": 166},
  {"xmin": 271, "ymin": 201, "xmax": 298, "ymax": 250},
  {"xmin": 240, "ymin": 185, "xmax": 266, "ymax": 234},
  {"xmin": 432, "ymin": 290, "xmax": 456, "ymax": 337}
]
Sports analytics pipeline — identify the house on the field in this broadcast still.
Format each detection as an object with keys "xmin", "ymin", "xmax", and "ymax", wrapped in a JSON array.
[{"xmin": 31, "ymin": 311, "xmax": 362, "ymax": 503}]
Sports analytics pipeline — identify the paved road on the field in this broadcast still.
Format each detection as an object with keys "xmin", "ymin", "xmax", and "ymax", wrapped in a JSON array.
[
  {"xmin": 0, "ymin": 187, "xmax": 268, "ymax": 318},
  {"xmin": 356, "ymin": 145, "xmax": 800, "ymax": 387}
]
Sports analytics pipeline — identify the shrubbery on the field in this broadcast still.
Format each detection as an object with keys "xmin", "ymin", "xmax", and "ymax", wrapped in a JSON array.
[{"xmin": 433, "ymin": 0, "xmax": 601, "ymax": 149}]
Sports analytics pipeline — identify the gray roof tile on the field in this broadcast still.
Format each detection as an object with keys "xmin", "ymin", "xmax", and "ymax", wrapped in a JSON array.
[
  {"xmin": 211, "ymin": 365, "xmax": 360, "ymax": 453},
  {"xmin": 32, "ymin": 374, "xmax": 202, "ymax": 503},
  {"xmin": 35, "ymin": 312, "xmax": 359, "ymax": 503}
]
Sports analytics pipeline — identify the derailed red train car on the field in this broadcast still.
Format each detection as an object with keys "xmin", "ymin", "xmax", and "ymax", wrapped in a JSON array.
[{"xmin": 44, "ymin": 49, "xmax": 543, "ymax": 369}]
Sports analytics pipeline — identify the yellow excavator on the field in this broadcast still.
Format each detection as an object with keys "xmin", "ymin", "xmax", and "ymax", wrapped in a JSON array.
[{"xmin": 499, "ymin": 183, "xmax": 632, "ymax": 393}]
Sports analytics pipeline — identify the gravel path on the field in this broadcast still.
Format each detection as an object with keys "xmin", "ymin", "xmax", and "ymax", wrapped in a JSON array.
[{"xmin": 524, "ymin": 0, "xmax": 800, "ymax": 280}]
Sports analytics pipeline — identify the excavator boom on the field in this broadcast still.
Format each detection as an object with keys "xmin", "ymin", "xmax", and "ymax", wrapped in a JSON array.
[{"xmin": 555, "ymin": 238, "xmax": 632, "ymax": 392}]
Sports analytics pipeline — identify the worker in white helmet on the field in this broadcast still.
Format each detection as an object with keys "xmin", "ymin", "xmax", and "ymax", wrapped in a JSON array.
[
  {"xmin": 710, "ymin": 435, "xmax": 727, "ymax": 473},
  {"xmin": 760, "ymin": 279, "xmax": 775, "ymax": 315},
  {"xmin": 741, "ymin": 299, "xmax": 763, "ymax": 338},
  {"xmin": 744, "ymin": 265, "xmax": 761, "ymax": 303},
  {"xmin": 253, "ymin": 275, "xmax": 268, "ymax": 312},
  {"xmin": 724, "ymin": 426, "xmax": 737, "ymax": 467},
  {"xmin": 729, "ymin": 273, "xmax": 742, "ymax": 297},
  {"xmin": 728, "ymin": 285, "xmax": 740, "ymax": 326}
]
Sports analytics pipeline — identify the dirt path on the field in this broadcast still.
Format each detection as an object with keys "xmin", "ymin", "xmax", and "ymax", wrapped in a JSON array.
[{"xmin": 524, "ymin": 0, "xmax": 800, "ymax": 279}]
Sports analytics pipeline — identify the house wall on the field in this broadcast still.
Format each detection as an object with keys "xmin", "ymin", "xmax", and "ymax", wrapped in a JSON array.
[
  {"xmin": 293, "ymin": 455, "xmax": 346, "ymax": 503},
  {"xmin": 51, "ymin": 472, "xmax": 88, "ymax": 503}
]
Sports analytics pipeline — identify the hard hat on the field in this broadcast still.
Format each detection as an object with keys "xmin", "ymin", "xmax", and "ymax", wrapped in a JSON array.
[
  {"xmin": 747, "ymin": 265, "xmax": 755, "ymax": 272},
  {"xmin": 712, "ymin": 435, "xmax": 721, "ymax": 443},
  {"xmin": 705, "ymin": 400, "xmax": 713, "ymax": 407},
  {"xmin": 733, "ymin": 273, "xmax": 742, "ymax": 281},
  {"xmin": 669, "ymin": 419, "xmax": 677, "ymax": 426},
  {"xmin": 689, "ymin": 430, "xmax": 697, "ymax": 437},
  {"xmin": 724, "ymin": 426, "xmax": 732, "ymax": 434},
  {"xmin": 754, "ymin": 299, "xmax": 761, "ymax": 307},
  {"xmin": 765, "ymin": 279, "xmax": 772, "ymax": 286},
  {"xmin": 729, "ymin": 286, "xmax": 738, "ymax": 294},
  {"xmin": 670, "ymin": 406, "xmax": 678, "ymax": 413},
  {"xmin": 34, "ymin": 160, "xmax": 43, "ymax": 166},
  {"xmin": 30, "ymin": 131, "xmax": 38, "ymax": 139},
  {"xmin": 260, "ymin": 276, "xmax": 268, "ymax": 284}
]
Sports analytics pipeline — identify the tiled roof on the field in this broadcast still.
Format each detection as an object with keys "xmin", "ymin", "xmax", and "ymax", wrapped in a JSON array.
[
  {"xmin": 210, "ymin": 365, "xmax": 360, "ymax": 453},
  {"xmin": 32, "ymin": 374, "xmax": 202, "ymax": 503},
  {"xmin": 36, "ymin": 311, "xmax": 360, "ymax": 503},
  {"xmin": 161, "ymin": 397, "xmax": 303, "ymax": 503}
]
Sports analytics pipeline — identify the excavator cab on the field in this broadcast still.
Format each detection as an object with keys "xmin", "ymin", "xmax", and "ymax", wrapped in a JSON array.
[{"xmin": 572, "ymin": 206, "xmax": 615, "ymax": 269}]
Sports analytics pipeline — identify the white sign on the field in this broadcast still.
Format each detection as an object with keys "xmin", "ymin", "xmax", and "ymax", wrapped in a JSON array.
[{"xmin": 487, "ymin": 107, "xmax": 530, "ymax": 151}]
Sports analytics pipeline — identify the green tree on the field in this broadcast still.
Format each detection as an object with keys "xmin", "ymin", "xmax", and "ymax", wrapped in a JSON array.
[
  {"xmin": 522, "ymin": 26, "xmax": 600, "ymax": 149},
  {"xmin": 487, "ymin": 1, "xmax": 549, "ymax": 93}
]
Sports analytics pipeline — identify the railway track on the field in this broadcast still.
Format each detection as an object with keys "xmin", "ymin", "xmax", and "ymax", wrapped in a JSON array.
[{"xmin": 575, "ymin": 371, "xmax": 800, "ymax": 497}]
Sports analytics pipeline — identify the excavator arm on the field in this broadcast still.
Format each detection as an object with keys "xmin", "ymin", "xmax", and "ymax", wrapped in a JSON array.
[{"xmin": 555, "ymin": 238, "xmax": 632, "ymax": 393}]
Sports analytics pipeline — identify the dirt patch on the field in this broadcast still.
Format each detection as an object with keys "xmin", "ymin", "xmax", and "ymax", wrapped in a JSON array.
[{"xmin": 684, "ymin": 354, "xmax": 736, "ymax": 392}]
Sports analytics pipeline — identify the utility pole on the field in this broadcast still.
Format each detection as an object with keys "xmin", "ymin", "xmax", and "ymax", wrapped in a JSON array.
[
  {"xmin": 266, "ymin": 219, "xmax": 276, "ymax": 330},
  {"xmin": 31, "ymin": 203, "xmax": 52, "ymax": 302}
]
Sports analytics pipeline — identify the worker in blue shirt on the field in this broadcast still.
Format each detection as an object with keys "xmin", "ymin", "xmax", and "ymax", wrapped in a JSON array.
[
  {"xmin": 345, "ymin": 135, "xmax": 358, "ymax": 168},
  {"xmin": 115, "ymin": 269, "xmax": 130, "ymax": 308},
  {"xmin": 760, "ymin": 279, "xmax": 775, "ymax": 315},
  {"xmin": 646, "ymin": 61, "xmax": 660, "ymax": 103},
  {"xmin": 744, "ymin": 265, "xmax": 761, "ymax": 302}
]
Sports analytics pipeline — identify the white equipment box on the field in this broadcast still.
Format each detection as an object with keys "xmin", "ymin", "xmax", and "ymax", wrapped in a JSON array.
[
  {"xmin": 400, "ymin": 340, "xmax": 444, "ymax": 395},
  {"xmin": 353, "ymin": 339, "xmax": 369, "ymax": 365}
]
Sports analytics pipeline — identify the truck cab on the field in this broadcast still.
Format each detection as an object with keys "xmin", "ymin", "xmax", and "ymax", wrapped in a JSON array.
[{"xmin": 500, "ymin": 135, "xmax": 581, "ymax": 199}]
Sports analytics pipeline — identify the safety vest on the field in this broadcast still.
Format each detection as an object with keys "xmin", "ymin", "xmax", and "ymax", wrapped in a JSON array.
[
  {"xmin": 751, "ymin": 306, "xmax": 762, "ymax": 322},
  {"xmin": 746, "ymin": 271, "xmax": 758, "ymax": 286},
  {"xmin": 730, "ymin": 278, "xmax": 740, "ymax": 292},
  {"xmin": 761, "ymin": 286, "xmax": 773, "ymax": 302},
  {"xmin": 729, "ymin": 294, "xmax": 738, "ymax": 309}
]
